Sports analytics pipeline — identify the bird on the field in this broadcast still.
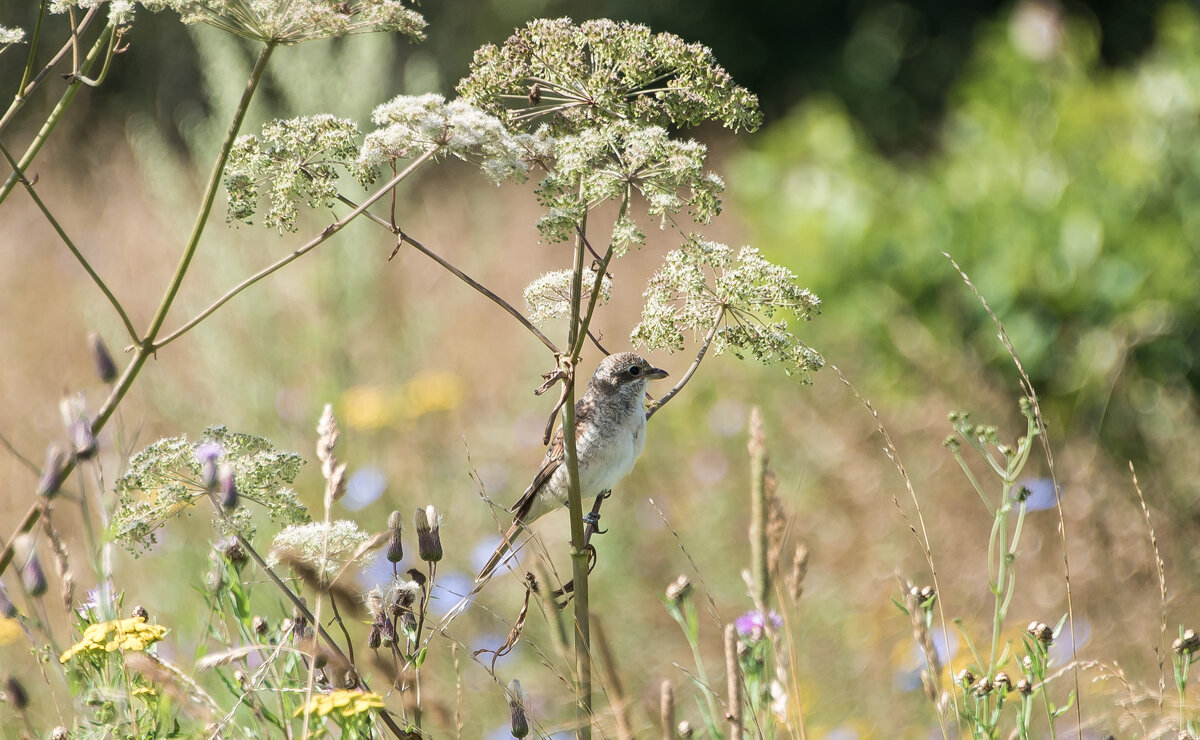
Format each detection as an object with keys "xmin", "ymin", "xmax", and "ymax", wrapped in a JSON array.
[{"xmin": 476, "ymin": 352, "xmax": 669, "ymax": 581}]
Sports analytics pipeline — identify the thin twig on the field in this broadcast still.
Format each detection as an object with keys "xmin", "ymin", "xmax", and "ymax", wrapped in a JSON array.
[
  {"xmin": 0, "ymin": 141, "xmax": 139, "ymax": 343},
  {"xmin": 647, "ymin": 309, "xmax": 723, "ymax": 420},
  {"xmin": 0, "ymin": 6, "xmax": 102, "ymax": 134},
  {"xmin": 0, "ymin": 430, "xmax": 40, "ymax": 475},
  {"xmin": 152, "ymin": 148, "xmax": 437, "ymax": 352},
  {"xmin": 1130, "ymin": 461, "xmax": 1168, "ymax": 706}
]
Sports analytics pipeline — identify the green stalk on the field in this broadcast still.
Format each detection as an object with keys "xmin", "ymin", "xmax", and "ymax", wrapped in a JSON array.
[
  {"xmin": 564, "ymin": 208, "xmax": 592, "ymax": 739},
  {"xmin": 0, "ymin": 23, "xmax": 114, "ymax": 205}
]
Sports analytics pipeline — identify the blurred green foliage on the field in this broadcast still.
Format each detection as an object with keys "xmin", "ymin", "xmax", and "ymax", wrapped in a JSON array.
[{"xmin": 736, "ymin": 3, "xmax": 1200, "ymax": 505}]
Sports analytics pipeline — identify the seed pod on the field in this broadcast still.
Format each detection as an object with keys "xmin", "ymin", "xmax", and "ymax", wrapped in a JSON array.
[
  {"xmin": 414, "ymin": 506, "xmax": 442, "ymax": 563},
  {"xmin": 508, "ymin": 679, "xmax": 529, "ymax": 738},
  {"xmin": 88, "ymin": 332, "xmax": 118, "ymax": 384},
  {"xmin": 218, "ymin": 464, "xmax": 238, "ymax": 510},
  {"xmin": 386, "ymin": 511, "xmax": 404, "ymax": 563},
  {"xmin": 37, "ymin": 445, "xmax": 66, "ymax": 499},
  {"xmin": 4, "ymin": 675, "xmax": 27, "ymax": 711}
]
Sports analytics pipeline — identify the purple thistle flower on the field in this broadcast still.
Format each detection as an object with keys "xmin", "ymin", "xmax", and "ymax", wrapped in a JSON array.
[{"xmin": 735, "ymin": 610, "xmax": 782, "ymax": 637}]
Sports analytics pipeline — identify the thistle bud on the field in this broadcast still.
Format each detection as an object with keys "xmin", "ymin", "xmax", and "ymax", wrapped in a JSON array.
[
  {"xmin": 342, "ymin": 669, "xmax": 357, "ymax": 689},
  {"xmin": 195, "ymin": 442, "xmax": 222, "ymax": 492},
  {"xmin": 665, "ymin": 575, "xmax": 692, "ymax": 604},
  {"xmin": 132, "ymin": 605, "xmax": 148, "ymax": 620},
  {"xmin": 414, "ymin": 506, "xmax": 442, "ymax": 563},
  {"xmin": 956, "ymin": 669, "xmax": 975, "ymax": 687},
  {"xmin": 386, "ymin": 510, "xmax": 404, "ymax": 564},
  {"xmin": 88, "ymin": 332, "xmax": 118, "ymax": 384},
  {"xmin": 70, "ymin": 419, "xmax": 97, "ymax": 461},
  {"xmin": 216, "ymin": 537, "xmax": 247, "ymax": 569},
  {"xmin": 4, "ymin": 674, "xmax": 27, "ymax": 711},
  {"xmin": 218, "ymin": 463, "xmax": 238, "ymax": 510},
  {"xmin": 508, "ymin": 679, "xmax": 529, "ymax": 738},
  {"xmin": 367, "ymin": 624, "xmax": 381, "ymax": 649},
  {"xmin": 972, "ymin": 677, "xmax": 993, "ymax": 696},
  {"xmin": 19, "ymin": 540, "xmax": 47, "ymax": 598},
  {"xmin": 37, "ymin": 445, "xmax": 66, "ymax": 499},
  {"xmin": 0, "ymin": 582, "xmax": 16, "ymax": 619},
  {"xmin": 994, "ymin": 672, "xmax": 1012, "ymax": 691},
  {"xmin": 1016, "ymin": 678, "xmax": 1033, "ymax": 695}
]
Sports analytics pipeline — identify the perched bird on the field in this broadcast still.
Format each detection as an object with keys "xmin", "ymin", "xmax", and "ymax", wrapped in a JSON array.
[{"xmin": 476, "ymin": 352, "xmax": 669, "ymax": 581}]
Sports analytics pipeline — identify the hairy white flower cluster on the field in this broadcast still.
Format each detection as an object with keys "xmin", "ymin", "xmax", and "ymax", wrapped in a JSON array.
[
  {"xmin": 137, "ymin": 0, "xmax": 425, "ymax": 43},
  {"xmin": 359, "ymin": 93, "xmax": 547, "ymax": 185},
  {"xmin": 536, "ymin": 124, "xmax": 722, "ymax": 245},
  {"xmin": 0, "ymin": 25, "xmax": 24, "ymax": 46},
  {"xmin": 523, "ymin": 268, "xmax": 613, "ymax": 324},
  {"xmin": 270, "ymin": 520, "xmax": 370, "ymax": 578},
  {"xmin": 632, "ymin": 239, "xmax": 823, "ymax": 379}
]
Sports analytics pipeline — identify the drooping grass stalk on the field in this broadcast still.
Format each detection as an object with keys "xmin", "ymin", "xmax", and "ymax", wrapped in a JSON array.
[
  {"xmin": 748, "ymin": 408, "xmax": 769, "ymax": 613},
  {"xmin": 0, "ymin": 22, "xmax": 115, "ymax": 205}
]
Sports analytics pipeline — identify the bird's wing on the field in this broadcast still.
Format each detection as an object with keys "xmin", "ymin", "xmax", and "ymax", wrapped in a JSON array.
[{"xmin": 508, "ymin": 395, "xmax": 595, "ymax": 522}]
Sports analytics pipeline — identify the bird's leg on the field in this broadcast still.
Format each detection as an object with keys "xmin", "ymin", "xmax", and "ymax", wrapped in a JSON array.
[{"xmin": 582, "ymin": 490, "xmax": 612, "ymax": 542}]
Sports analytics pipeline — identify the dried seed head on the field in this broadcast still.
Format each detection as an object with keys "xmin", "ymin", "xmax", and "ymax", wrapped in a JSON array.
[
  {"xmin": 508, "ymin": 679, "xmax": 529, "ymax": 738},
  {"xmin": 51, "ymin": 726, "xmax": 68, "ymax": 740},
  {"xmin": 660, "ymin": 681, "xmax": 675, "ymax": 736},
  {"xmin": 994, "ymin": 672, "xmax": 1012, "ymax": 691},
  {"xmin": 787, "ymin": 543, "xmax": 808, "ymax": 603},
  {"xmin": 407, "ymin": 567, "xmax": 427, "ymax": 589},
  {"xmin": 1017, "ymin": 678, "xmax": 1033, "ymax": 695},
  {"xmin": 37, "ymin": 445, "xmax": 66, "ymax": 499},
  {"xmin": 919, "ymin": 586, "xmax": 936, "ymax": 604},
  {"xmin": 665, "ymin": 574, "xmax": 693, "ymax": 604},
  {"xmin": 342, "ymin": 669, "xmax": 357, "ymax": 689},
  {"xmin": 88, "ymin": 332, "xmax": 118, "ymax": 383},
  {"xmin": 132, "ymin": 605, "xmax": 149, "ymax": 620},
  {"xmin": 414, "ymin": 506, "xmax": 442, "ymax": 562},
  {"xmin": 3, "ymin": 675, "xmax": 27, "ymax": 711},
  {"xmin": 386, "ymin": 510, "xmax": 404, "ymax": 563},
  {"xmin": 677, "ymin": 720, "xmax": 694, "ymax": 738},
  {"xmin": 252, "ymin": 616, "xmax": 267, "ymax": 635},
  {"xmin": 972, "ymin": 677, "xmax": 993, "ymax": 696},
  {"xmin": 216, "ymin": 537, "xmax": 247, "ymax": 569},
  {"xmin": 218, "ymin": 463, "xmax": 239, "ymax": 510},
  {"xmin": 956, "ymin": 669, "xmax": 975, "ymax": 687}
]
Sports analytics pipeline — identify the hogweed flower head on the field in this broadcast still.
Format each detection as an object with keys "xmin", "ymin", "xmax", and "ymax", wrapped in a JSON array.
[
  {"xmin": 632, "ymin": 238, "xmax": 823, "ymax": 379},
  {"xmin": 0, "ymin": 26, "xmax": 25, "ymax": 47},
  {"xmin": 59, "ymin": 615, "xmax": 168, "ymax": 663},
  {"xmin": 141, "ymin": 0, "xmax": 426, "ymax": 45},
  {"xmin": 358, "ymin": 93, "xmax": 538, "ymax": 185},
  {"xmin": 524, "ymin": 269, "xmax": 613, "ymax": 324},
  {"xmin": 458, "ymin": 18, "xmax": 761, "ymax": 135},
  {"xmin": 270, "ymin": 520, "xmax": 370, "ymax": 579}
]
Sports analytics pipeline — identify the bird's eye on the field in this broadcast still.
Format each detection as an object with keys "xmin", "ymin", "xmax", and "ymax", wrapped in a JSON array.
[{"xmin": 628, "ymin": 365, "xmax": 641, "ymax": 376}]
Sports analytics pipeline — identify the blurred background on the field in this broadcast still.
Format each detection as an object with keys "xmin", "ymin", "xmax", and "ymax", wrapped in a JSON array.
[{"xmin": 2, "ymin": 0, "xmax": 1200, "ymax": 736}]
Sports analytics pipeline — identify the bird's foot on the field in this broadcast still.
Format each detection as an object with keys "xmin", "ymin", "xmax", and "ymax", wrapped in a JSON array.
[{"xmin": 583, "ymin": 511, "xmax": 607, "ymax": 535}]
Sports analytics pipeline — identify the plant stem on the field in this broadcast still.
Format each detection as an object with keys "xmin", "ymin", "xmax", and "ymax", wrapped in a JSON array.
[
  {"xmin": 647, "ymin": 308, "xmax": 723, "ymax": 420},
  {"xmin": 748, "ymin": 407, "xmax": 769, "ymax": 613},
  {"xmin": 564, "ymin": 211, "xmax": 592, "ymax": 739},
  {"xmin": 0, "ymin": 5, "xmax": 101, "ymax": 135},
  {"xmin": 0, "ymin": 22, "xmax": 114, "ymax": 205},
  {"xmin": 0, "ymin": 141, "xmax": 138, "ymax": 343}
]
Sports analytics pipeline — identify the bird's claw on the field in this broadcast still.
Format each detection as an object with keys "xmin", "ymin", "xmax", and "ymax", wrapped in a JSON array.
[{"xmin": 583, "ymin": 511, "xmax": 606, "ymax": 535}]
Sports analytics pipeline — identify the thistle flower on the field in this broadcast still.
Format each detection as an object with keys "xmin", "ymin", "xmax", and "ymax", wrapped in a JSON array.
[
  {"xmin": 385, "ymin": 510, "xmax": 404, "ymax": 563},
  {"xmin": 218, "ymin": 463, "xmax": 239, "ymax": 510},
  {"xmin": 37, "ymin": 444, "xmax": 66, "ymax": 499},
  {"xmin": 87, "ymin": 332, "xmax": 118, "ymax": 383},
  {"xmin": 3, "ymin": 675, "xmax": 27, "ymax": 711},
  {"xmin": 508, "ymin": 679, "xmax": 529, "ymax": 738},
  {"xmin": 414, "ymin": 505, "xmax": 442, "ymax": 563},
  {"xmin": 734, "ymin": 609, "xmax": 782, "ymax": 640}
]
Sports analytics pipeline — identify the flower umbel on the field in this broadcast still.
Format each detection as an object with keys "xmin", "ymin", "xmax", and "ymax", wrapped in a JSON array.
[
  {"xmin": 524, "ymin": 268, "xmax": 613, "ymax": 324},
  {"xmin": 632, "ymin": 238, "xmax": 823, "ymax": 379},
  {"xmin": 143, "ymin": 0, "xmax": 426, "ymax": 44}
]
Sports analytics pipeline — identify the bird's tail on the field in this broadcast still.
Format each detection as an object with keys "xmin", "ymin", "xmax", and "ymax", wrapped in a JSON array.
[{"xmin": 475, "ymin": 521, "xmax": 524, "ymax": 583}]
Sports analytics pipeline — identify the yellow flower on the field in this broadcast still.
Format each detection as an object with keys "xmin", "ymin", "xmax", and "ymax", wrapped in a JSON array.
[
  {"xmin": 294, "ymin": 690, "xmax": 385, "ymax": 719},
  {"xmin": 60, "ymin": 616, "xmax": 168, "ymax": 663},
  {"xmin": 0, "ymin": 617, "xmax": 20, "ymax": 646}
]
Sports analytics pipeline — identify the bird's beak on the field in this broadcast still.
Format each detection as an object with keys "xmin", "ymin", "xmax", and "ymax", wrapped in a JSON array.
[{"xmin": 646, "ymin": 366, "xmax": 669, "ymax": 380}]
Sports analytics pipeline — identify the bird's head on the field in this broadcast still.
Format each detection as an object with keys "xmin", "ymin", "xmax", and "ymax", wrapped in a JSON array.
[{"xmin": 586, "ymin": 352, "xmax": 669, "ymax": 397}]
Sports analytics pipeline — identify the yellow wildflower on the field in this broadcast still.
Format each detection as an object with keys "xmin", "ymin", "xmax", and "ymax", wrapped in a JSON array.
[
  {"xmin": 0, "ymin": 618, "xmax": 21, "ymax": 646},
  {"xmin": 60, "ymin": 616, "xmax": 168, "ymax": 663},
  {"xmin": 294, "ymin": 690, "xmax": 385, "ymax": 718}
]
